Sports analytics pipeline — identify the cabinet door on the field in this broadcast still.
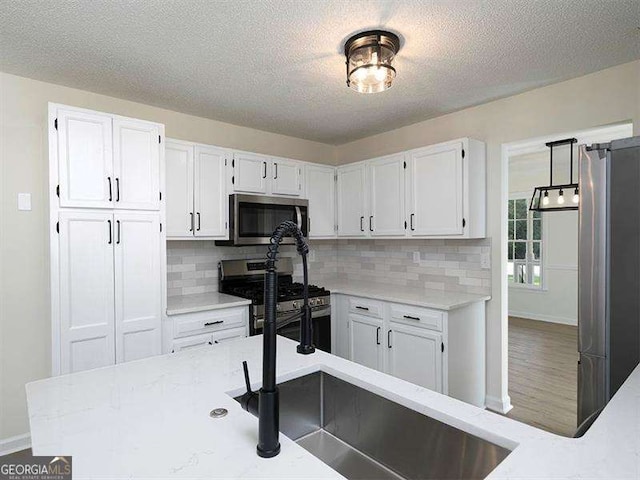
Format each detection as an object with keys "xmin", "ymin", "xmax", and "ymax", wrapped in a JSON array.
[
  {"xmin": 306, "ymin": 164, "xmax": 336, "ymax": 238},
  {"xmin": 165, "ymin": 141, "xmax": 194, "ymax": 237},
  {"xmin": 112, "ymin": 118, "xmax": 161, "ymax": 210},
  {"xmin": 57, "ymin": 109, "xmax": 113, "ymax": 208},
  {"xmin": 369, "ymin": 154, "xmax": 406, "ymax": 236},
  {"xmin": 272, "ymin": 158, "xmax": 302, "ymax": 196},
  {"xmin": 58, "ymin": 211, "xmax": 115, "ymax": 373},
  {"xmin": 212, "ymin": 326, "xmax": 247, "ymax": 344},
  {"xmin": 387, "ymin": 324, "xmax": 443, "ymax": 392},
  {"xmin": 349, "ymin": 314, "xmax": 383, "ymax": 371},
  {"xmin": 407, "ymin": 143, "xmax": 464, "ymax": 236},
  {"xmin": 337, "ymin": 163, "xmax": 367, "ymax": 237},
  {"xmin": 171, "ymin": 333, "xmax": 213, "ymax": 353},
  {"xmin": 114, "ymin": 212, "xmax": 161, "ymax": 364},
  {"xmin": 194, "ymin": 145, "xmax": 228, "ymax": 238},
  {"xmin": 233, "ymin": 152, "xmax": 268, "ymax": 194}
]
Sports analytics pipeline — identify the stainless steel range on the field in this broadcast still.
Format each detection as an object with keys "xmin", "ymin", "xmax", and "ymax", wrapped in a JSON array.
[{"xmin": 219, "ymin": 258, "xmax": 331, "ymax": 352}]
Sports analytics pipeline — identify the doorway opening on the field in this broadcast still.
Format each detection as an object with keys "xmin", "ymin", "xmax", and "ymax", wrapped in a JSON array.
[{"xmin": 503, "ymin": 123, "xmax": 633, "ymax": 436}]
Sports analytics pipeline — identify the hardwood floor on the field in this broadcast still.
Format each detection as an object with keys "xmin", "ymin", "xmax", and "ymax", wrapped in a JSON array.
[{"xmin": 506, "ymin": 316, "xmax": 579, "ymax": 437}]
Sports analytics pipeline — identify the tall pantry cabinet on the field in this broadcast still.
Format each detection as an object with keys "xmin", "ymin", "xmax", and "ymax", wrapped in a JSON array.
[{"xmin": 49, "ymin": 104, "xmax": 165, "ymax": 375}]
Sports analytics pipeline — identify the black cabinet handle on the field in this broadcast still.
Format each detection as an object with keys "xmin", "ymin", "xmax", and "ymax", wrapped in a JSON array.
[
  {"xmin": 388, "ymin": 330, "xmax": 392, "ymax": 348},
  {"xmin": 274, "ymin": 162, "xmax": 278, "ymax": 179},
  {"xmin": 189, "ymin": 212, "xmax": 193, "ymax": 232},
  {"xmin": 107, "ymin": 219, "xmax": 112, "ymax": 244},
  {"xmin": 115, "ymin": 177, "xmax": 120, "ymax": 202},
  {"xmin": 108, "ymin": 177, "xmax": 112, "ymax": 201},
  {"xmin": 360, "ymin": 216, "xmax": 364, "ymax": 231},
  {"xmin": 369, "ymin": 216, "xmax": 373, "ymax": 232},
  {"xmin": 355, "ymin": 306, "xmax": 369, "ymax": 311},
  {"xmin": 410, "ymin": 213, "xmax": 415, "ymax": 231},
  {"xmin": 403, "ymin": 315, "xmax": 420, "ymax": 321},
  {"xmin": 376, "ymin": 326, "xmax": 380, "ymax": 345},
  {"xmin": 116, "ymin": 220, "xmax": 121, "ymax": 244},
  {"xmin": 197, "ymin": 212, "xmax": 201, "ymax": 231},
  {"xmin": 263, "ymin": 161, "xmax": 267, "ymax": 179},
  {"xmin": 204, "ymin": 320, "xmax": 224, "ymax": 327}
]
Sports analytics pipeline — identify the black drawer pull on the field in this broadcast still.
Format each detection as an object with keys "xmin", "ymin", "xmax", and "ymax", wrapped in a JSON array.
[
  {"xmin": 388, "ymin": 329, "xmax": 392, "ymax": 348},
  {"xmin": 376, "ymin": 326, "xmax": 380, "ymax": 345},
  {"xmin": 403, "ymin": 315, "xmax": 420, "ymax": 321},
  {"xmin": 355, "ymin": 306, "xmax": 369, "ymax": 311},
  {"xmin": 204, "ymin": 320, "xmax": 224, "ymax": 327}
]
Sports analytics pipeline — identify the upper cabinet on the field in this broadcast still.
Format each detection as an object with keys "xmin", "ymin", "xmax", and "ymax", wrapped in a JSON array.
[
  {"xmin": 336, "ymin": 138, "xmax": 486, "ymax": 239},
  {"xmin": 305, "ymin": 163, "xmax": 336, "ymax": 238},
  {"xmin": 231, "ymin": 151, "xmax": 303, "ymax": 197},
  {"xmin": 165, "ymin": 139, "xmax": 229, "ymax": 239},
  {"xmin": 54, "ymin": 106, "xmax": 162, "ymax": 210},
  {"xmin": 337, "ymin": 162, "xmax": 367, "ymax": 237}
]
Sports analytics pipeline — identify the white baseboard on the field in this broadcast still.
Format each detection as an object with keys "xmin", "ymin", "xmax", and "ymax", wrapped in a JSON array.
[
  {"xmin": 0, "ymin": 433, "xmax": 31, "ymax": 457},
  {"xmin": 509, "ymin": 310, "xmax": 577, "ymax": 326},
  {"xmin": 485, "ymin": 394, "xmax": 513, "ymax": 414}
]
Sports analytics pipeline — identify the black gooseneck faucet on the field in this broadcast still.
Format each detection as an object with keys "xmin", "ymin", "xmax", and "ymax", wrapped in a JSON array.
[{"xmin": 239, "ymin": 220, "xmax": 315, "ymax": 458}]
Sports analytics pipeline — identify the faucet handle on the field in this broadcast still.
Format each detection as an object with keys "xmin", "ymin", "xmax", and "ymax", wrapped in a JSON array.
[
  {"xmin": 240, "ymin": 361, "xmax": 259, "ymax": 415},
  {"xmin": 242, "ymin": 360, "xmax": 253, "ymax": 394}
]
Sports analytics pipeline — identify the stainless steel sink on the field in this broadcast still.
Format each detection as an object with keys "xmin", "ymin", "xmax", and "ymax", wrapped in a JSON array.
[{"xmin": 235, "ymin": 371, "xmax": 510, "ymax": 480}]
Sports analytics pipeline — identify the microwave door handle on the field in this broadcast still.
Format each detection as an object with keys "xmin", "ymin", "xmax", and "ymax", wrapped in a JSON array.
[{"xmin": 295, "ymin": 206, "xmax": 302, "ymax": 230}]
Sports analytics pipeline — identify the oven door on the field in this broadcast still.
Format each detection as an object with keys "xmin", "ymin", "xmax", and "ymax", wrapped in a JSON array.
[
  {"xmin": 277, "ymin": 315, "xmax": 331, "ymax": 353},
  {"xmin": 230, "ymin": 194, "xmax": 308, "ymax": 245}
]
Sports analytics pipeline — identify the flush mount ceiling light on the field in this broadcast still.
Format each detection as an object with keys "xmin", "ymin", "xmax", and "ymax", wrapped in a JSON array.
[
  {"xmin": 529, "ymin": 138, "xmax": 579, "ymax": 212},
  {"xmin": 344, "ymin": 30, "xmax": 400, "ymax": 94}
]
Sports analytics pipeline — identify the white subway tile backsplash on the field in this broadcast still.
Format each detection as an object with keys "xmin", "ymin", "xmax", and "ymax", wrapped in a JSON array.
[{"xmin": 166, "ymin": 238, "xmax": 491, "ymax": 297}]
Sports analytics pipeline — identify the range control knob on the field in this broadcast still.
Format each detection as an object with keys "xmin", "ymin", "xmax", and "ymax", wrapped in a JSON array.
[
  {"xmin": 309, "ymin": 298, "xmax": 317, "ymax": 306},
  {"xmin": 292, "ymin": 301, "xmax": 299, "ymax": 309}
]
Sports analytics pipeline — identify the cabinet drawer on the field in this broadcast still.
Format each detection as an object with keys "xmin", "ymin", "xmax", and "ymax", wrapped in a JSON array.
[
  {"xmin": 389, "ymin": 303, "xmax": 444, "ymax": 331},
  {"xmin": 171, "ymin": 333, "xmax": 213, "ymax": 353},
  {"xmin": 348, "ymin": 297, "xmax": 384, "ymax": 319},
  {"xmin": 213, "ymin": 326, "xmax": 247, "ymax": 344},
  {"xmin": 174, "ymin": 307, "xmax": 247, "ymax": 338}
]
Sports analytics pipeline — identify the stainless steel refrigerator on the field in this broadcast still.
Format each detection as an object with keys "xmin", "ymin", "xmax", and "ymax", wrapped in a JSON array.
[{"xmin": 577, "ymin": 136, "xmax": 640, "ymax": 435}]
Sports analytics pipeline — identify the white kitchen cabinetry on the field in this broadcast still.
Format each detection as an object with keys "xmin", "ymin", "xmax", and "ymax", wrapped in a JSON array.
[
  {"xmin": 165, "ymin": 139, "xmax": 228, "ymax": 239},
  {"xmin": 337, "ymin": 162, "xmax": 367, "ymax": 237},
  {"xmin": 349, "ymin": 314, "xmax": 384, "ymax": 371},
  {"xmin": 167, "ymin": 307, "xmax": 249, "ymax": 353},
  {"xmin": 305, "ymin": 163, "xmax": 337, "ymax": 238},
  {"xmin": 55, "ymin": 108, "xmax": 161, "ymax": 211},
  {"xmin": 368, "ymin": 153, "xmax": 406, "ymax": 236},
  {"xmin": 406, "ymin": 138, "xmax": 485, "ymax": 238},
  {"xmin": 332, "ymin": 293, "xmax": 486, "ymax": 407},
  {"xmin": 231, "ymin": 152, "xmax": 303, "ymax": 197},
  {"xmin": 114, "ymin": 212, "xmax": 162, "ymax": 363},
  {"xmin": 50, "ymin": 103, "xmax": 166, "ymax": 376},
  {"xmin": 271, "ymin": 157, "xmax": 302, "ymax": 196}
]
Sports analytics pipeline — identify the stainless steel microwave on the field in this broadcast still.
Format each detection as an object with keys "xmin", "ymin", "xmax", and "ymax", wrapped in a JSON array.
[{"xmin": 215, "ymin": 194, "xmax": 309, "ymax": 246}]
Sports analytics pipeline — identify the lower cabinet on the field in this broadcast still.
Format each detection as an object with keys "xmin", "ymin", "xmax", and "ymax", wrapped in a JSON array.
[
  {"xmin": 335, "ymin": 293, "xmax": 486, "ymax": 406},
  {"xmin": 167, "ymin": 306, "xmax": 249, "ymax": 353}
]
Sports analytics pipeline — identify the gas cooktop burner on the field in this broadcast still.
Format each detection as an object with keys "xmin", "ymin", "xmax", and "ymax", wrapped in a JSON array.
[{"xmin": 230, "ymin": 282, "xmax": 329, "ymax": 304}]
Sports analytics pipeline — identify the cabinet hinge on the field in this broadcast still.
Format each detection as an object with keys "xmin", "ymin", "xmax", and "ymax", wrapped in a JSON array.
[
  {"xmin": 462, "ymin": 218, "xmax": 466, "ymax": 228},
  {"xmin": 462, "ymin": 149, "xmax": 465, "ymax": 159},
  {"xmin": 158, "ymin": 135, "xmax": 161, "ymax": 144},
  {"xmin": 54, "ymin": 118, "xmax": 58, "ymax": 130},
  {"xmin": 56, "ymin": 185, "xmax": 60, "ymax": 197},
  {"xmin": 441, "ymin": 342, "xmax": 445, "ymax": 353},
  {"xmin": 56, "ymin": 221, "xmax": 59, "ymax": 233}
]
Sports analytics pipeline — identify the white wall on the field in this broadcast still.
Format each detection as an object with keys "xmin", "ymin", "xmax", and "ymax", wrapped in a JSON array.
[
  {"xmin": 0, "ymin": 72, "xmax": 334, "ymax": 446},
  {"xmin": 335, "ymin": 60, "xmax": 640, "ymax": 413},
  {"xmin": 508, "ymin": 151, "xmax": 578, "ymax": 325}
]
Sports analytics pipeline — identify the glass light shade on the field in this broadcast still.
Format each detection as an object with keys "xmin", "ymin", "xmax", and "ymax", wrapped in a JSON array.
[
  {"xmin": 557, "ymin": 189, "xmax": 565, "ymax": 205},
  {"xmin": 345, "ymin": 31, "xmax": 399, "ymax": 94},
  {"xmin": 573, "ymin": 188, "xmax": 579, "ymax": 204}
]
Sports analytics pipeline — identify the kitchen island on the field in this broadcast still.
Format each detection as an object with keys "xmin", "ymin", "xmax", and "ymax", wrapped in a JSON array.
[{"xmin": 27, "ymin": 335, "xmax": 639, "ymax": 479}]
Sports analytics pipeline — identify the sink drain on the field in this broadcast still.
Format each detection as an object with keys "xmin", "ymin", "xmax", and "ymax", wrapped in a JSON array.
[{"xmin": 210, "ymin": 408, "xmax": 228, "ymax": 418}]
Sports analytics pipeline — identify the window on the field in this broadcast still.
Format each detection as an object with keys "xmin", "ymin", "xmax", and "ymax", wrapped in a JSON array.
[{"xmin": 508, "ymin": 197, "xmax": 543, "ymax": 288}]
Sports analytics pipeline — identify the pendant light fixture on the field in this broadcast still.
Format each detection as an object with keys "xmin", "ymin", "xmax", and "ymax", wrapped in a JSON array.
[
  {"xmin": 529, "ymin": 138, "xmax": 579, "ymax": 212},
  {"xmin": 344, "ymin": 30, "xmax": 400, "ymax": 94}
]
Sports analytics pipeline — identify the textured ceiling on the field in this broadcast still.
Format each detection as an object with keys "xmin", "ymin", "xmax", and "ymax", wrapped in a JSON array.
[{"xmin": 1, "ymin": 0, "xmax": 638, "ymax": 144}]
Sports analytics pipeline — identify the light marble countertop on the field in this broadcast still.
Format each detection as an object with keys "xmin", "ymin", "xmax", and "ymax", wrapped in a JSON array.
[
  {"xmin": 323, "ymin": 279, "xmax": 490, "ymax": 310},
  {"xmin": 166, "ymin": 292, "xmax": 251, "ymax": 316},
  {"xmin": 26, "ymin": 335, "xmax": 640, "ymax": 479}
]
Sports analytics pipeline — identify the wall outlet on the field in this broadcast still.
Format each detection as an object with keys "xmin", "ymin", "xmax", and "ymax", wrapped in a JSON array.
[
  {"xmin": 17, "ymin": 193, "xmax": 32, "ymax": 211},
  {"xmin": 481, "ymin": 252, "xmax": 491, "ymax": 269},
  {"xmin": 413, "ymin": 251, "xmax": 421, "ymax": 263}
]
